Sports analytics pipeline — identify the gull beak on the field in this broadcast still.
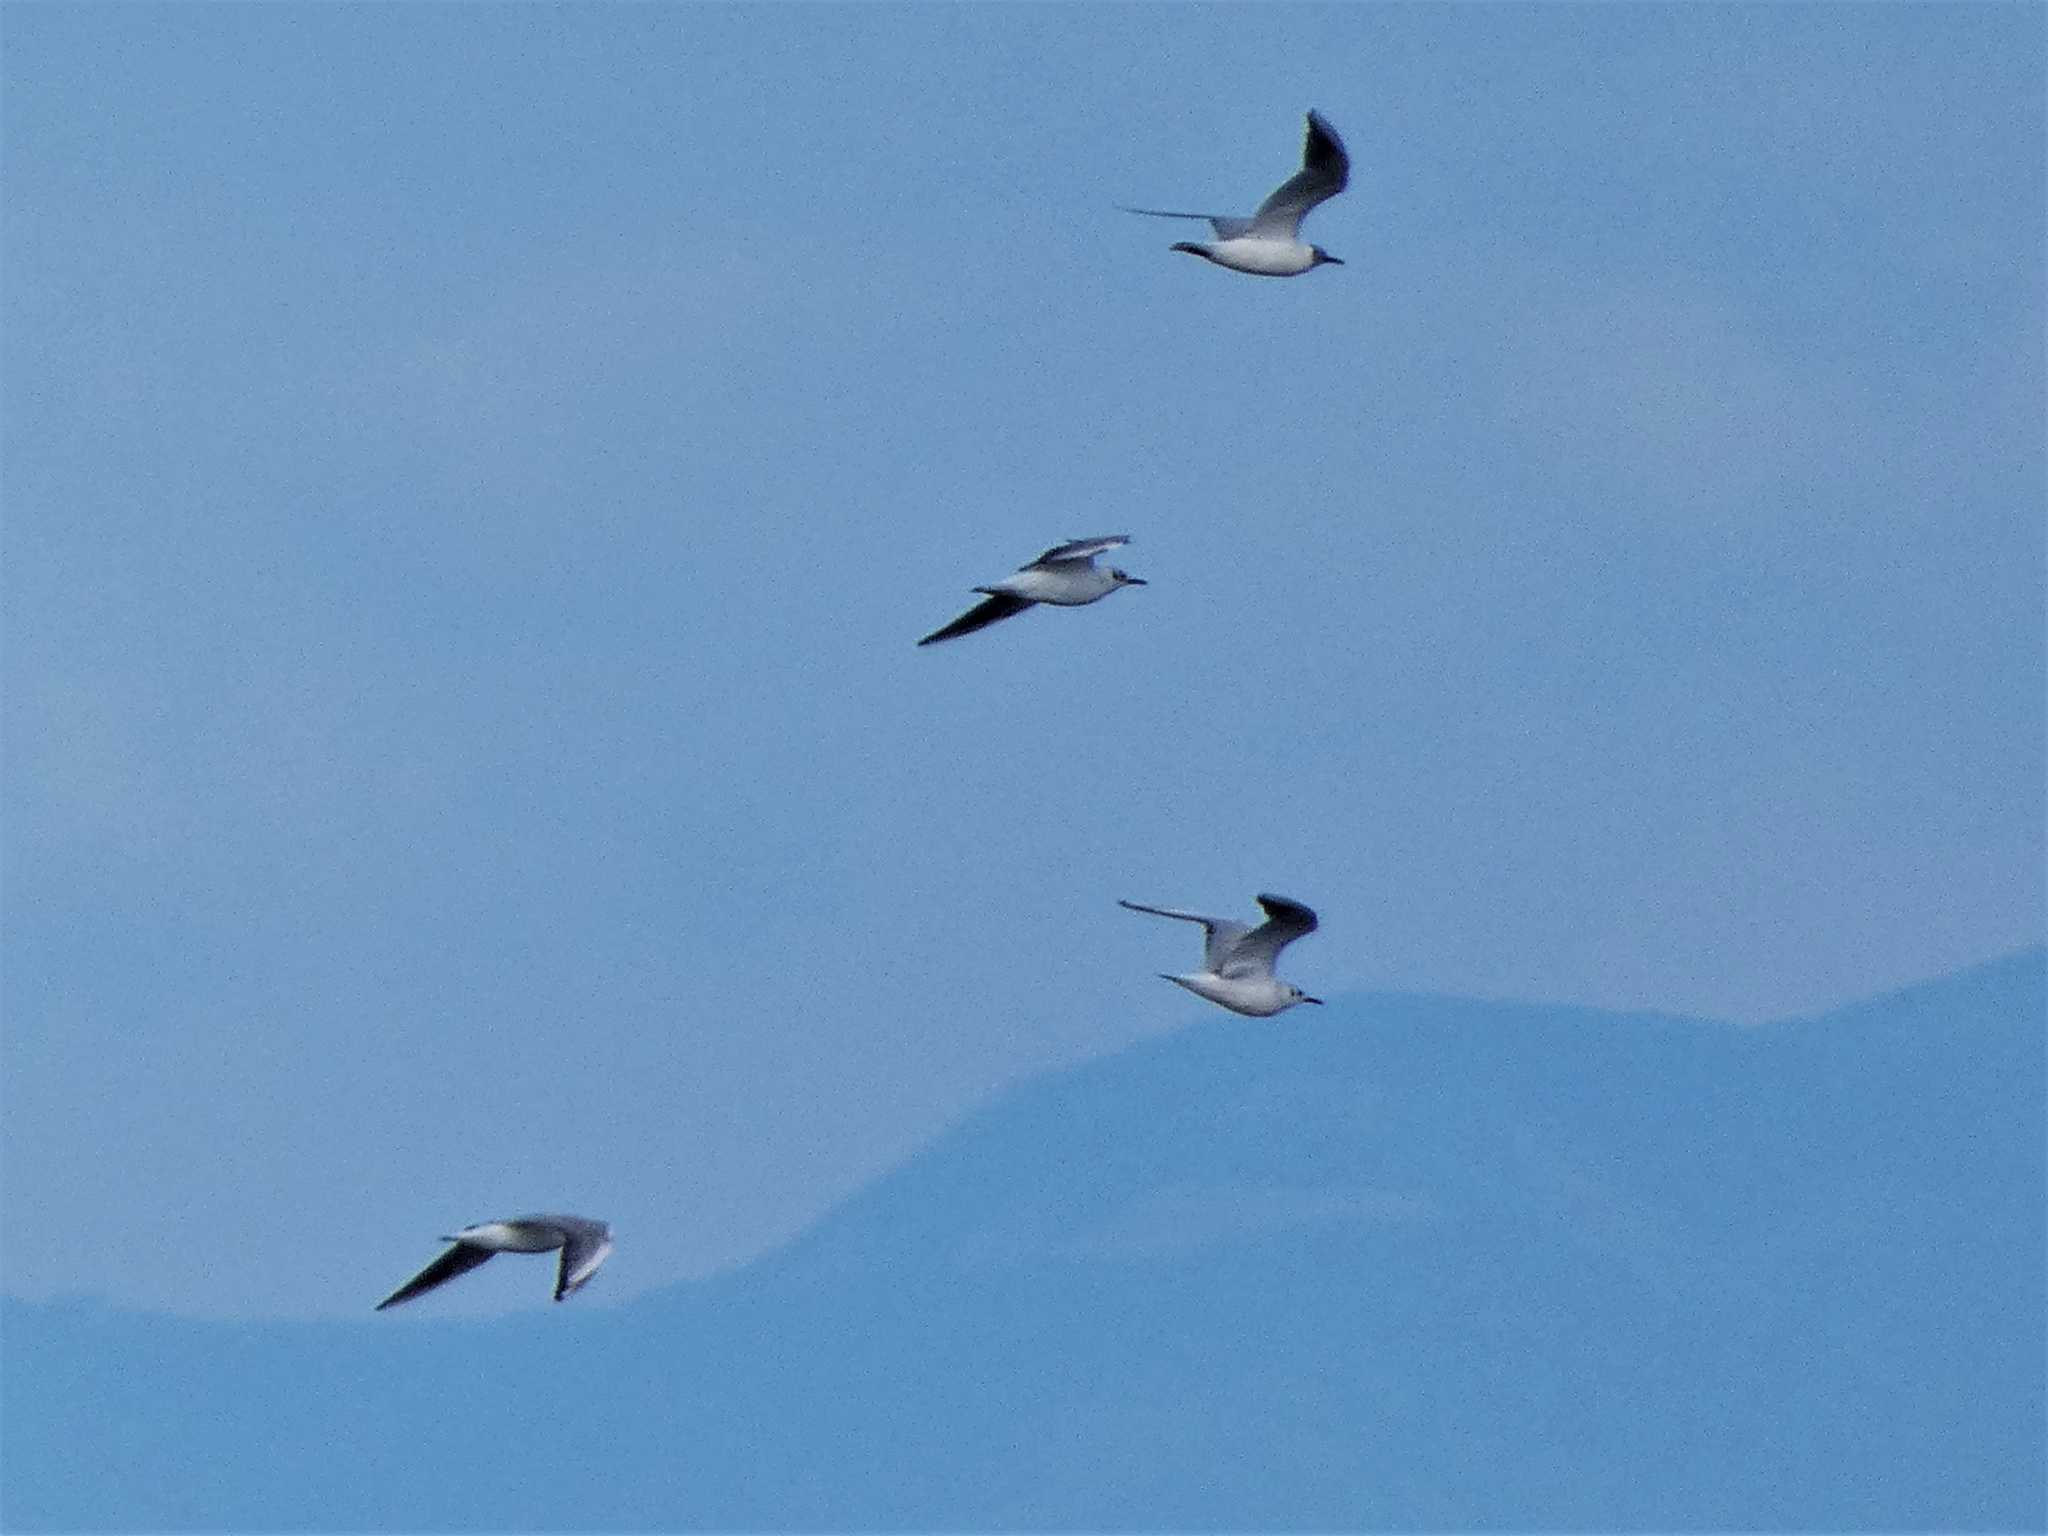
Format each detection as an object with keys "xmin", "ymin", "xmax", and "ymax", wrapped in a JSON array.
[
  {"xmin": 1302, "ymin": 996, "xmax": 1325, "ymax": 1005},
  {"xmin": 1125, "ymin": 576, "xmax": 1148, "ymax": 585}
]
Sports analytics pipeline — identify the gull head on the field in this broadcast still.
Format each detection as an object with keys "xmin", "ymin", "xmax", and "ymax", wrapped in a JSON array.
[
  {"xmin": 1111, "ymin": 568, "xmax": 1147, "ymax": 587},
  {"xmin": 1310, "ymin": 247, "xmax": 1344, "ymax": 269}
]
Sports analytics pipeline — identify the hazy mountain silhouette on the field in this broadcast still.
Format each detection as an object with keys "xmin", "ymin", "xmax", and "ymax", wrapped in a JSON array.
[{"xmin": 6, "ymin": 951, "xmax": 2042, "ymax": 1531}]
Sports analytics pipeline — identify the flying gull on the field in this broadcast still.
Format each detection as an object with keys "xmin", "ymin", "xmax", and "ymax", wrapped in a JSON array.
[
  {"xmin": 1123, "ymin": 110, "xmax": 1350, "ymax": 277},
  {"xmin": 1120, "ymin": 893, "xmax": 1324, "ymax": 1016},
  {"xmin": 918, "ymin": 535, "xmax": 1145, "ymax": 646},
  {"xmin": 375, "ymin": 1214, "xmax": 614, "ymax": 1310}
]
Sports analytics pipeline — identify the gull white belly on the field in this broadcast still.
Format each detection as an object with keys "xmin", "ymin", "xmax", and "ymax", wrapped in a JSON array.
[
  {"xmin": 1199, "ymin": 238, "xmax": 1320, "ymax": 277},
  {"xmin": 998, "ymin": 567, "xmax": 1114, "ymax": 605},
  {"xmin": 1166, "ymin": 972, "xmax": 1295, "ymax": 1017}
]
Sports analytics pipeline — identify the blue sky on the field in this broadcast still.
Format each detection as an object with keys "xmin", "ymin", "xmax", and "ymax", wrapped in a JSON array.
[{"xmin": 5, "ymin": 2, "xmax": 2041, "ymax": 1320}]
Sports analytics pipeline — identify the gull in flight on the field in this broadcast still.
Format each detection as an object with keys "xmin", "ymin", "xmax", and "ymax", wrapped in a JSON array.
[
  {"xmin": 1120, "ymin": 893, "xmax": 1324, "ymax": 1016},
  {"xmin": 375, "ymin": 1214, "xmax": 614, "ymax": 1310},
  {"xmin": 1123, "ymin": 110, "xmax": 1350, "ymax": 277},
  {"xmin": 918, "ymin": 536, "xmax": 1145, "ymax": 646}
]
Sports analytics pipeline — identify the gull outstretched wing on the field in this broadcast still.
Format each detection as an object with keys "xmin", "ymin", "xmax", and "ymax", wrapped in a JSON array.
[
  {"xmin": 1218, "ymin": 893, "xmax": 1320, "ymax": 978},
  {"xmin": 1118, "ymin": 206, "xmax": 1255, "ymax": 241},
  {"xmin": 552, "ymin": 1221, "xmax": 614, "ymax": 1301},
  {"xmin": 918, "ymin": 592, "xmax": 1034, "ymax": 646},
  {"xmin": 1119, "ymin": 898, "xmax": 1253, "ymax": 973},
  {"xmin": 375, "ymin": 1243, "xmax": 495, "ymax": 1311},
  {"xmin": 1030, "ymin": 535, "xmax": 1130, "ymax": 567},
  {"xmin": 1248, "ymin": 111, "xmax": 1349, "ymax": 238}
]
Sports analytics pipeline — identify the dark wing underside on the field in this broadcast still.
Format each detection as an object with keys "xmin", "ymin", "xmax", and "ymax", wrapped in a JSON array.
[
  {"xmin": 1249, "ymin": 110, "xmax": 1350, "ymax": 236},
  {"xmin": 554, "ymin": 1226, "xmax": 615, "ymax": 1300},
  {"xmin": 375, "ymin": 1243, "xmax": 495, "ymax": 1310},
  {"xmin": 1031, "ymin": 535, "xmax": 1130, "ymax": 566},
  {"xmin": 1219, "ymin": 893, "xmax": 1321, "ymax": 976},
  {"xmin": 1255, "ymin": 893, "xmax": 1319, "ymax": 933},
  {"xmin": 918, "ymin": 592, "xmax": 1033, "ymax": 646}
]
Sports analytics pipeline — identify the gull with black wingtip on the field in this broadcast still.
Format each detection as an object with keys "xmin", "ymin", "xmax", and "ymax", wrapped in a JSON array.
[
  {"xmin": 375, "ymin": 1214, "xmax": 614, "ymax": 1310},
  {"xmin": 1120, "ymin": 893, "xmax": 1324, "ymax": 1016},
  {"xmin": 918, "ymin": 536, "xmax": 1146, "ymax": 646},
  {"xmin": 1123, "ymin": 110, "xmax": 1350, "ymax": 277}
]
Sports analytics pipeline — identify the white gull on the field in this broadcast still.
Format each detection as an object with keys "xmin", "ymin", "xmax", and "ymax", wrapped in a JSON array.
[
  {"xmin": 918, "ymin": 536, "xmax": 1145, "ymax": 646},
  {"xmin": 375, "ymin": 1214, "xmax": 614, "ymax": 1310},
  {"xmin": 1123, "ymin": 111, "xmax": 1350, "ymax": 277},
  {"xmin": 1120, "ymin": 893, "xmax": 1324, "ymax": 1016}
]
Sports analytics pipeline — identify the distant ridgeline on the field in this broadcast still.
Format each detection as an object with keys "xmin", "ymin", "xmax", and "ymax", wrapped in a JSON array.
[{"xmin": 5, "ymin": 949, "xmax": 2042, "ymax": 1531}]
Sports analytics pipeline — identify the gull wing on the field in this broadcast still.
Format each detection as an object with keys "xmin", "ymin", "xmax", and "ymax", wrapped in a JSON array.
[
  {"xmin": 1030, "ymin": 535, "xmax": 1130, "ymax": 568},
  {"xmin": 552, "ymin": 1221, "xmax": 614, "ymax": 1301},
  {"xmin": 1218, "ymin": 893, "xmax": 1320, "ymax": 978},
  {"xmin": 918, "ymin": 592, "xmax": 1035, "ymax": 646},
  {"xmin": 1118, "ymin": 207, "xmax": 1255, "ymax": 241},
  {"xmin": 1118, "ymin": 899, "xmax": 1252, "ymax": 973},
  {"xmin": 1247, "ymin": 111, "xmax": 1349, "ymax": 238},
  {"xmin": 375, "ymin": 1242, "xmax": 495, "ymax": 1311}
]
